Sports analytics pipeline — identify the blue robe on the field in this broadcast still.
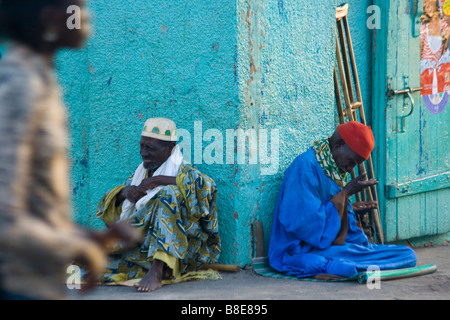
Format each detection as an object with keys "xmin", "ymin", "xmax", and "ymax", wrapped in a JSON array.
[{"xmin": 268, "ymin": 148, "xmax": 417, "ymax": 278}]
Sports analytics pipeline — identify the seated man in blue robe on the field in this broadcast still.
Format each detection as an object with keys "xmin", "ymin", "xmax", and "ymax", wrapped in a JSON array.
[{"xmin": 268, "ymin": 121, "xmax": 417, "ymax": 279}]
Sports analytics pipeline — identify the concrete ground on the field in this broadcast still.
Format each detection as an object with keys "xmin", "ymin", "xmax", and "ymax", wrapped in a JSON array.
[{"xmin": 70, "ymin": 245, "xmax": 449, "ymax": 300}]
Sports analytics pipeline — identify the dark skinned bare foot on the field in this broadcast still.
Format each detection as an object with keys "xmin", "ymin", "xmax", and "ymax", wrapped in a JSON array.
[{"xmin": 135, "ymin": 259, "xmax": 164, "ymax": 292}]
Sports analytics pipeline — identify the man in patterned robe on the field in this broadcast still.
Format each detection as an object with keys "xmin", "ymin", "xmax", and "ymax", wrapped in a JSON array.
[{"xmin": 96, "ymin": 118, "xmax": 221, "ymax": 292}]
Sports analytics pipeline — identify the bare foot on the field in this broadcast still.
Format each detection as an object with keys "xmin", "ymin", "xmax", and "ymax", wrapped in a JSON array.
[{"xmin": 135, "ymin": 259, "xmax": 164, "ymax": 292}]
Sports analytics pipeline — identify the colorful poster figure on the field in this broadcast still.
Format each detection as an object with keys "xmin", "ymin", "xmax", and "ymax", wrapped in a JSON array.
[{"xmin": 420, "ymin": 0, "xmax": 450, "ymax": 114}]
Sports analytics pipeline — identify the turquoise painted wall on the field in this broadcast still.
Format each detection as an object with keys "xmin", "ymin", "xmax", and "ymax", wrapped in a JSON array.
[
  {"xmin": 53, "ymin": 0, "xmax": 375, "ymax": 266},
  {"xmin": 236, "ymin": 0, "xmax": 337, "ymax": 265},
  {"xmin": 57, "ymin": 0, "xmax": 242, "ymax": 264}
]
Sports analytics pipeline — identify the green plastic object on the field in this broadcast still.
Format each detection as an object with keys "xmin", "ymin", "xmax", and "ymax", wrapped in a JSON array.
[{"xmin": 357, "ymin": 264, "xmax": 437, "ymax": 284}]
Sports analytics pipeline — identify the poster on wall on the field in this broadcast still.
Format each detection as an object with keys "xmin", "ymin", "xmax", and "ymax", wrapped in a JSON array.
[{"xmin": 420, "ymin": 0, "xmax": 450, "ymax": 114}]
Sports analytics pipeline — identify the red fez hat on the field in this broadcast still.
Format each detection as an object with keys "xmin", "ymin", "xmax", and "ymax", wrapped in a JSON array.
[{"xmin": 337, "ymin": 121, "xmax": 374, "ymax": 160}]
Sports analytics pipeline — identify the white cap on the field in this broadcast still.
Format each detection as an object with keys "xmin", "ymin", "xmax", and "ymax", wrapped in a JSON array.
[{"xmin": 141, "ymin": 118, "xmax": 177, "ymax": 142}]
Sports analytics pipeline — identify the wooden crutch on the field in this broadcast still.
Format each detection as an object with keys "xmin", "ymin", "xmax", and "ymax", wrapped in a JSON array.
[{"xmin": 334, "ymin": 4, "xmax": 384, "ymax": 244}]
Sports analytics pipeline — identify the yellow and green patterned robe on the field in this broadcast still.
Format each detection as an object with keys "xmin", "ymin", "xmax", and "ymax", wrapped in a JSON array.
[{"xmin": 96, "ymin": 162, "xmax": 221, "ymax": 283}]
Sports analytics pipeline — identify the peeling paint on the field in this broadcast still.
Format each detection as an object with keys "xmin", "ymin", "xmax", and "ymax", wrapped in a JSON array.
[{"xmin": 88, "ymin": 61, "xmax": 95, "ymax": 74}]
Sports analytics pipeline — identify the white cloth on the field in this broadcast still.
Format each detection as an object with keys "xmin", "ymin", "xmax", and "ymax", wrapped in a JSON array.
[{"xmin": 119, "ymin": 145, "xmax": 184, "ymax": 221}]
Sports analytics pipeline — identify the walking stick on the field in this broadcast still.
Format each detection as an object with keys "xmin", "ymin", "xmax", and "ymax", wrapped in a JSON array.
[{"xmin": 334, "ymin": 4, "xmax": 384, "ymax": 244}]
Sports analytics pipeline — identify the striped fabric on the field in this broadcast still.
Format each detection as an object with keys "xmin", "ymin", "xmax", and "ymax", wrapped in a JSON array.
[
  {"xmin": 251, "ymin": 257, "xmax": 358, "ymax": 282},
  {"xmin": 420, "ymin": 20, "xmax": 450, "ymax": 63}
]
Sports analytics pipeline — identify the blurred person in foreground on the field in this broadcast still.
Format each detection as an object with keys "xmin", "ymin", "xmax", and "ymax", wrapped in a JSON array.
[{"xmin": 0, "ymin": 0, "xmax": 138, "ymax": 300}]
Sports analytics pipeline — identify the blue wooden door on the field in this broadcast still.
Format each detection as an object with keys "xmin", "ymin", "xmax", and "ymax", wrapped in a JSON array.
[{"xmin": 373, "ymin": 0, "xmax": 450, "ymax": 242}]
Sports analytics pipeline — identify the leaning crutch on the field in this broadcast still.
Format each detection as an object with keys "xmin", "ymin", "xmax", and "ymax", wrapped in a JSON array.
[{"xmin": 334, "ymin": 4, "xmax": 384, "ymax": 244}]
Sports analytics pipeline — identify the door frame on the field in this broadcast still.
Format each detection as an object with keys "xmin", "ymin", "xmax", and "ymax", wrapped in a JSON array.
[{"xmin": 372, "ymin": 0, "xmax": 392, "ymax": 238}]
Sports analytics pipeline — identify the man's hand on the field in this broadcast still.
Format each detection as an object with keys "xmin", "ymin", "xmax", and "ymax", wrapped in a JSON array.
[
  {"xmin": 344, "ymin": 173, "xmax": 378, "ymax": 196},
  {"xmin": 139, "ymin": 176, "xmax": 177, "ymax": 192},
  {"xmin": 138, "ymin": 176, "xmax": 163, "ymax": 191},
  {"xmin": 121, "ymin": 185, "xmax": 146, "ymax": 204},
  {"xmin": 118, "ymin": 176, "xmax": 177, "ymax": 205},
  {"xmin": 79, "ymin": 222, "xmax": 141, "ymax": 293},
  {"xmin": 352, "ymin": 201, "xmax": 378, "ymax": 215},
  {"xmin": 89, "ymin": 221, "xmax": 142, "ymax": 252}
]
